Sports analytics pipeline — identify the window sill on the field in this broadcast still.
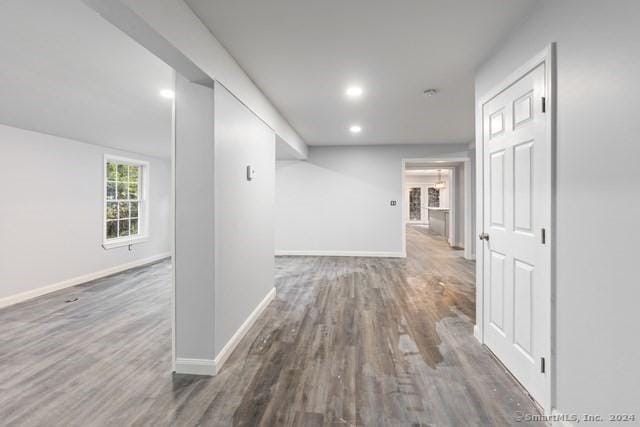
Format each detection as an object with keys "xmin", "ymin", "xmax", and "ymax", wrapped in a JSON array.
[{"xmin": 102, "ymin": 236, "xmax": 149, "ymax": 250}]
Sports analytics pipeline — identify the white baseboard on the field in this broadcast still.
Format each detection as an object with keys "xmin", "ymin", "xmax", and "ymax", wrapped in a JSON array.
[
  {"xmin": 473, "ymin": 325, "xmax": 482, "ymax": 343},
  {"xmin": 174, "ymin": 358, "xmax": 216, "ymax": 376},
  {"xmin": 173, "ymin": 287, "xmax": 276, "ymax": 377},
  {"xmin": 275, "ymin": 250, "xmax": 405, "ymax": 258},
  {"xmin": 213, "ymin": 287, "xmax": 277, "ymax": 374},
  {"xmin": 0, "ymin": 252, "xmax": 171, "ymax": 309}
]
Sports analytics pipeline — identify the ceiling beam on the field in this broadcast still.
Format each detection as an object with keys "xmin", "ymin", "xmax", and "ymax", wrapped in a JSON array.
[{"xmin": 83, "ymin": 0, "xmax": 214, "ymax": 87}]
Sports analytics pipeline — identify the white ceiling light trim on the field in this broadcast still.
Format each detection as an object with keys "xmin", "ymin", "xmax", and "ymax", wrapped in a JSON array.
[
  {"xmin": 345, "ymin": 86, "xmax": 363, "ymax": 98},
  {"xmin": 160, "ymin": 89, "xmax": 175, "ymax": 99},
  {"xmin": 434, "ymin": 169, "xmax": 447, "ymax": 189},
  {"xmin": 349, "ymin": 125, "xmax": 362, "ymax": 133}
]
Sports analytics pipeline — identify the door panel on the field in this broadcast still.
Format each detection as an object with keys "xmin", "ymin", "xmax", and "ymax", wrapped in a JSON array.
[
  {"xmin": 514, "ymin": 141, "xmax": 534, "ymax": 233},
  {"xmin": 489, "ymin": 250, "xmax": 506, "ymax": 332},
  {"xmin": 489, "ymin": 109, "xmax": 505, "ymax": 137},
  {"xmin": 482, "ymin": 62, "xmax": 549, "ymax": 406},
  {"xmin": 513, "ymin": 91, "xmax": 534, "ymax": 127},
  {"xmin": 490, "ymin": 151, "xmax": 505, "ymax": 227},
  {"xmin": 513, "ymin": 258, "xmax": 534, "ymax": 356}
]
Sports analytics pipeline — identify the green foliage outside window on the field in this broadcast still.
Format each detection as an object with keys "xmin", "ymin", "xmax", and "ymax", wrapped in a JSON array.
[{"xmin": 105, "ymin": 161, "xmax": 141, "ymax": 240}]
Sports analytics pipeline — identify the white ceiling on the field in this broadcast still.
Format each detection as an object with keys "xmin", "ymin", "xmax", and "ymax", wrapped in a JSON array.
[
  {"xmin": 186, "ymin": 0, "xmax": 537, "ymax": 146},
  {"xmin": 0, "ymin": 0, "xmax": 173, "ymax": 158}
]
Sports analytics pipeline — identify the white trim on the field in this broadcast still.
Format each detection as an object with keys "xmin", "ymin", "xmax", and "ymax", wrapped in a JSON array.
[
  {"xmin": 275, "ymin": 250, "xmax": 405, "ymax": 258},
  {"xmin": 213, "ymin": 287, "xmax": 277, "ymax": 373},
  {"xmin": 174, "ymin": 282, "xmax": 274, "ymax": 379},
  {"xmin": 448, "ymin": 166, "xmax": 456, "ymax": 246},
  {"xmin": 174, "ymin": 358, "xmax": 216, "ymax": 376},
  {"xmin": 102, "ymin": 236, "xmax": 149, "ymax": 250},
  {"xmin": 475, "ymin": 44, "xmax": 556, "ymax": 413},
  {"xmin": 170, "ymin": 70, "xmax": 177, "ymax": 373},
  {"xmin": 473, "ymin": 325, "xmax": 482, "ymax": 343},
  {"xmin": 103, "ymin": 154, "xmax": 151, "ymax": 249},
  {"xmin": 463, "ymin": 159, "xmax": 473, "ymax": 260},
  {"xmin": 0, "ymin": 252, "xmax": 171, "ymax": 309}
]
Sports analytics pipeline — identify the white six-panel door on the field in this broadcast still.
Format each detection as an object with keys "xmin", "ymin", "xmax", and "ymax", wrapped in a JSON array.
[{"xmin": 482, "ymin": 62, "xmax": 550, "ymax": 406}]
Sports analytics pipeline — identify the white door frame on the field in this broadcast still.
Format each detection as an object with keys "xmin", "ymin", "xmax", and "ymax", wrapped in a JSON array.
[
  {"xmin": 170, "ymin": 70, "xmax": 176, "ymax": 372},
  {"xmin": 474, "ymin": 44, "xmax": 556, "ymax": 413},
  {"xmin": 401, "ymin": 157, "xmax": 472, "ymax": 259},
  {"xmin": 447, "ymin": 167, "xmax": 456, "ymax": 247}
]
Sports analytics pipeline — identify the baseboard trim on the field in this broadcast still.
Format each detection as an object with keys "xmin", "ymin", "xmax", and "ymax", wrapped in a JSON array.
[
  {"xmin": 174, "ymin": 358, "xmax": 216, "ymax": 376},
  {"xmin": 473, "ymin": 325, "xmax": 482, "ymax": 343},
  {"xmin": 0, "ymin": 252, "xmax": 171, "ymax": 309},
  {"xmin": 213, "ymin": 287, "xmax": 277, "ymax": 374},
  {"xmin": 275, "ymin": 250, "xmax": 405, "ymax": 258}
]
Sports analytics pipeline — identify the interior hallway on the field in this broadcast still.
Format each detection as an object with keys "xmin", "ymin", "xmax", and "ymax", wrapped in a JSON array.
[{"xmin": 0, "ymin": 227, "xmax": 542, "ymax": 426}]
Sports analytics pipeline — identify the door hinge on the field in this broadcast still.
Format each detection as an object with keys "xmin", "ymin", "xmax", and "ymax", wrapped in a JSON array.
[
  {"xmin": 541, "ymin": 357, "xmax": 546, "ymax": 373},
  {"xmin": 541, "ymin": 228, "xmax": 546, "ymax": 244},
  {"xmin": 541, "ymin": 97, "xmax": 546, "ymax": 113}
]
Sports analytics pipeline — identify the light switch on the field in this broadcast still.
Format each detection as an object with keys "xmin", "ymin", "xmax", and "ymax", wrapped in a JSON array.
[
  {"xmin": 390, "ymin": 200, "xmax": 397, "ymax": 206},
  {"xmin": 246, "ymin": 165, "xmax": 256, "ymax": 181}
]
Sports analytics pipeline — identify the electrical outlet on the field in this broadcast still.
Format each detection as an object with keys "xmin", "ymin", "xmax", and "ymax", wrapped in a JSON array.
[{"xmin": 390, "ymin": 200, "xmax": 397, "ymax": 206}]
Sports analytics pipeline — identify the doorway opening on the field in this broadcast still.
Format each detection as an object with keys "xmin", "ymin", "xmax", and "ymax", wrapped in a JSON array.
[{"xmin": 402, "ymin": 158, "xmax": 473, "ymax": 260}]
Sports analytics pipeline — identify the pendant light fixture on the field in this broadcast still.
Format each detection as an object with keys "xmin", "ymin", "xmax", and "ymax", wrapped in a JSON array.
[{"xmin": 434, "ymin": 169, "xmax": 446, "ymax": 189}]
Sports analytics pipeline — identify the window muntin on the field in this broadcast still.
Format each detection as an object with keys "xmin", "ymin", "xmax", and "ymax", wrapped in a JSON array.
[{"xmin": 104, "ymin": 158, "xmax": 145, "ymax": 246}]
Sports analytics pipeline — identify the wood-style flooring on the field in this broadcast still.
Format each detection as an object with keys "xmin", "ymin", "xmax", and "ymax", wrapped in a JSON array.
[{"xmin": 0, "ymin": 226, "xmax": 543, "ymax": 426}]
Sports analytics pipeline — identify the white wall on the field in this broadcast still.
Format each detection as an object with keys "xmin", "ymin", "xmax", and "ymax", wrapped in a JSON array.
[
  {"xmin": 276, "ymin": 144, "xmax": 469, "ymax": 256},
  {"xmin": 174, "ymin": 75, "xmax": 216, "ymax": 363},
  {"xmin": 214, "ymin": 83, "xmax": 275, "ymax": 355},
  {"xmin": 0, "ymin": 124, "xmax": 171, "ymax": 302},
  {"xmin": 476, "ymin": 0, "xmax": 640, "ymax": 418},
  {"xmin": 172, "ymin": 78, "xmax": 275, "ymax": 373}
]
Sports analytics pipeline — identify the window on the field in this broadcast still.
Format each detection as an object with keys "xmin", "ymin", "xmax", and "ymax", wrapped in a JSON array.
[
  {"xmin": 428, "ymin": 187, "xmax": 440, "ymax": 208},
  {"xmin": 103, "ymin": 156, "xmax": 149, "ymax": 249}
]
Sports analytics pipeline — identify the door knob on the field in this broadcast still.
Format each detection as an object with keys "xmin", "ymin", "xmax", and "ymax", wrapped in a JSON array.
[{"xmin": 479, "ymin": 232, "xmax": 490, "ymax": 241}]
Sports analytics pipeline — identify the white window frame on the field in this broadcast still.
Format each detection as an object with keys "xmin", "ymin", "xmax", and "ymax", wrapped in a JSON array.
[{"xmin": 102, "ymin": 154, "xmax": 150, "ymax": 249}]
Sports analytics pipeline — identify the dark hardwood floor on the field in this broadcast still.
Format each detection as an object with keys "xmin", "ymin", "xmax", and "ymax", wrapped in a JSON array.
[{"xmin": 0, "ymin": 226, "xmax": 543, "ymax": 426}]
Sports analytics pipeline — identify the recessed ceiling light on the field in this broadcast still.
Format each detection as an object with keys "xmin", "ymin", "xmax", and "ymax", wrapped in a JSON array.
[
  {"xmin": 423, "ymin": 89, "xmax": 438, "ymax": 97},
  {"xmin": 346, "ymin": 86, "xmax": 363, "ymax": 98},
  {"xmin": 350, "ymin": 125, "xmax": 362, "ymax": 133},
  {"xmin": 160, "ymin": 89, "xmax": 175, "ymax": 99}
]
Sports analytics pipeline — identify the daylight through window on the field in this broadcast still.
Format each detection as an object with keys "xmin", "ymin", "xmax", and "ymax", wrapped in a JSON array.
[{"xmin": 105, "ymin": 160, "xmax": 142, "ymax": 241}]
